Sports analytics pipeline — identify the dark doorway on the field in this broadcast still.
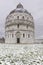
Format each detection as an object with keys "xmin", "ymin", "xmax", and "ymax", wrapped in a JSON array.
[{"xmin": 17, "ymin": 38, "xmax": 20, "ymax": 43}]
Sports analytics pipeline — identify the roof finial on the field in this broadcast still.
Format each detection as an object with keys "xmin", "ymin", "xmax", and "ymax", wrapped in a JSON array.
[{"xmin": 16, "ymin": 3, "xmax": 23, "ymax": 8}]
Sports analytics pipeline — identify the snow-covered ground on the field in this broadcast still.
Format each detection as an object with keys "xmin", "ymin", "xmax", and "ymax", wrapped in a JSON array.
[{"xmin": 0, "ymin": 43, "xmax": 43, "ymax": 65}]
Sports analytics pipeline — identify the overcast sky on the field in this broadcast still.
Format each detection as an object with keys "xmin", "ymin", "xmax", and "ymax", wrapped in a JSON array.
[{"xmin": 0, "ymin": 0, "xmax": 43, "ymax": 39}]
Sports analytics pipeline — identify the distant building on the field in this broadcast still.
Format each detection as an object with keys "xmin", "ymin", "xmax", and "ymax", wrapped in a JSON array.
[
  {"xmin": 5, "ymin": 3, "xmax": 35, "ymax": 44},
  {"xmin": 0, "ymin": 37, "xmax": 5, "ymax": 43},
  {"xmin": 35, "ymin": 39, "xmax": 43, "ymax": 44}
]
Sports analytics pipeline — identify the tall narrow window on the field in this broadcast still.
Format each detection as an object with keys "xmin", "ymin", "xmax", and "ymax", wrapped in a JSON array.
[
  {"xmin": 23, "ymin": 34, "xmax": 25, "ymax": 37},
  {"xmin": 27, "ymin": 25, "xmax": 28, "ymax": 28},
  {"xmin": 22, "ymin": 16, "xmax": 24, "ymax": 19},
  {"xmin": 17, "ymin": 24, "xmax": 19, "ymax": 28},
  {"xmin": 17, "ymin": 16, "xmax": 19, "ymax": 19}
]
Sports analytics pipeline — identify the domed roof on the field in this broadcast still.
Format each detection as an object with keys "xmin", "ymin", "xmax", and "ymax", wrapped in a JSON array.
[{"xmin": 9, "ymin": 3, "xmax": 31, "ymax": 15}]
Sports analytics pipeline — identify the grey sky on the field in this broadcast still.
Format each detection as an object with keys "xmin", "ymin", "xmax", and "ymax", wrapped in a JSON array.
[{"xmin": 0, "ymin": 0, "xmax": 43, "ymax": 39}]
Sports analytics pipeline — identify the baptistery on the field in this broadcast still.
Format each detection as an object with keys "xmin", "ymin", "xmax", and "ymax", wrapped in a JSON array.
[{"xmin": 5, "ymin": 3, "xmax": 35, "ymax": 44}]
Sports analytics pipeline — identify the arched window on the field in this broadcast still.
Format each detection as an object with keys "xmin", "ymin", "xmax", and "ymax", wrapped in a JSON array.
[
  {"xmin": 17, "ymin": 24, "xmax": 19, "ymax": 28},
  {"xmin": 17, "ymin": 16, "xmax": 19, "ymax": 19},
  {"xmin": 22, "ymin": 16, "xmax": 24, "ymax": 19},
  {"xmin": 27, "ymin": 25, "xmax": 28, "ymax": 28},
  {"xmin": 23, "ymin": 34, "xmax": 25, "ymax": 37}
]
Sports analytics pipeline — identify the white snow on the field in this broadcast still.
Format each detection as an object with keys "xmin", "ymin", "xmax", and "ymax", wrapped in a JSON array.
[{"xmin": 0, "ymin": 44, "xmax": 43, "ymax": 65}]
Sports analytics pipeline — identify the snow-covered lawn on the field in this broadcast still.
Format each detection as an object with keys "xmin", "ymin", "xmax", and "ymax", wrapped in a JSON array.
[{"xmin": 0, "ymin": 44, "xmax": 43, "ymax": 65}]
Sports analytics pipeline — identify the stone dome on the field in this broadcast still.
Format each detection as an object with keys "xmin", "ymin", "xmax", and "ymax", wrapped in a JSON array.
[{"xmin": 9, "ymin": 3, "xmax": 30, "ymax": 15}]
